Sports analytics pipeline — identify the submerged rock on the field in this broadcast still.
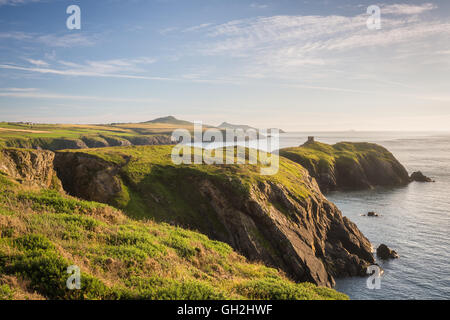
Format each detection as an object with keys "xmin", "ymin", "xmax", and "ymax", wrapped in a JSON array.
[
  {"xmin": 410, "ymin": 171, "xmax": 434, "ymax": 183},
  {"xmin": 376, "ymin": 244, "xmax": 399, "ymax": 260}
]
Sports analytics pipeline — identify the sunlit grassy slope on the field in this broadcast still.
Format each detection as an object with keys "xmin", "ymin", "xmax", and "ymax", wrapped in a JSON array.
[
  {"xmin": 0, "ymin": 121, "xmax": 178, "ymax": 148},
  {"xmin": 0, "ymin": 116, "xmax": 216, "ymax": 142},
  {"xmin": 280, "ymin": 141, "xmax": 402, "ymax": 177},
  {"xmin": 0, "ymin": 168, "xmax": 347, "ymax": 300},
  {"xmin": 61, "ymin": 145, "xmax": 314, "ymax": 222}
]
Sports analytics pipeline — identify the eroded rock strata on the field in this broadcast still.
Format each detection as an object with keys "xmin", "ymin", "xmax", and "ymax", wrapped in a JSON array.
[
  {"xmin": 280, "ymin": 141, "xmax": 410, "ymax": 192},
  {"xmin": 52, "ymin": 146, "xmax": 375, "ymax": 287}
]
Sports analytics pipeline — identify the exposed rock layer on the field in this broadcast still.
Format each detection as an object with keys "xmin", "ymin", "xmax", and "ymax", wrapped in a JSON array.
[
  {"xmin": 53, "ymin": 152, "xmax": 125, "ymax": 204},
  {"xmin": 280, "ymin": 141, "xmax": 410, "ymax": 192},
  {"xmin": 0, "ymin": 148, "xmax": 60, "ymax": 189},
  {"xmin": 52, "ymin": 148, "xmax": 375, "ymax": 288},
  {"xmin": 3, "ymin": 135, "xmax": 172, "ymax": 151},
  {"xmin": 0, "ymin": 147, "xmax": 377, "ymax": 288}
]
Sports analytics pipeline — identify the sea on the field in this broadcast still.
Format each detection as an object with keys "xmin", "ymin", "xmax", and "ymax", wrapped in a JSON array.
[
  {"xmin": 278, "ymin": 132, "xmax": 450, "ymax": 300},
  {"xmin": 189, "ymin": 131, "xmax": 449, "ymax": 299}
]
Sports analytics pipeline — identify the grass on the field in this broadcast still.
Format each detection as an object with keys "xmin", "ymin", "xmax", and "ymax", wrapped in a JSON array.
[
  {"xmin": 0, "ymin": 170, "xmax": 347, "ymax": 300},
  {"xmin": 0, "ymin": 122, "xmax": 177, "ymax": 150},
  {"xmin": 59, "ymin": 145, "xmax": 313, "ymax": 227},
  {"xmin": 279, "ymin": 141, "xmax": 400, "ymax": 176},
  {"xmin": 0, "ymin": 118, "xmax": 223, "ymax": 150}
]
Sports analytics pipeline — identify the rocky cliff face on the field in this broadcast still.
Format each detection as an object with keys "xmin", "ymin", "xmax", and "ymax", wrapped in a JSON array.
[
  {"xmin": 196, "ymin": 178, "xmax": 374, "ymax": 287},
  {"xmin": 0, "ymin": 148, "xmax": 60, "ymax": 189},
  {"xmin": 52, "ymin": 147, "xmax": 375, "ymax": 288},
  {"xmin": 0, "ymin": 146, "xmax": 376, "ymax": 288},
  {"xmin": 4, "ymin": 135, "xmax": 173, "ymax": 151},
  {"xmin": 280, "ymin": 141, "xmax": 410, "ymax": 192},
  {"xmin": 53, "ymin": 152, "xmax": 125, "ymax": 205}
]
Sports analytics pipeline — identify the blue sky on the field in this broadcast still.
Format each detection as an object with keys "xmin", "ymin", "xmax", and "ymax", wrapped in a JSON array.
[{"xmin": 0, "ymin": 0, "xmax": 449, "ymax": 130}]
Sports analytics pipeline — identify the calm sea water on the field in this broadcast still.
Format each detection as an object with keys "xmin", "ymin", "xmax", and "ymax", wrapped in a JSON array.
[{"xmin": 279, "ymin": 132, "xmax": 450, "ymax": 300}]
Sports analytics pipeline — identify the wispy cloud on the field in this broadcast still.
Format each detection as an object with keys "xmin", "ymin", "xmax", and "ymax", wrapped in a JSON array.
[
  {"xmin": 36, "ymin": 33, "xmax": 96, "ymax": 48},
  {"xmin": 184, "ymin": 23, "xmax": 213, "ymax": 32},
  {"xmin": 382, "ymin": 3, "xmax": 437, "ymax": 15},
  {"xmin": 0, "ymin": 87, "xmax": 37, "ymax": 92},
  {"xmin": 250, "ymin": 3, "xmax": 268, "ymax": 9},
  {"xmin": 0, "ymin": 58, "xmax": 236, "ymax": 84},
  {"xmin": 0, "ymin": 87, "xmax": 161, "ymax": 103},
  {"xmin": 0, "ymin": 63, "xmax": 171, "ymax": 81},
  {"xmin": 24, "ymin": 58, "xmax": 49, "ymax": 67},
  {"xmin": 0, "ymin": 0, "xmax": 43, "ymax": 6},
  {"xmin": 0, "ymin": 31, "xmax": 32, "ymax": 40},
  {"xmin": 56, "ymin": 57, "xmax": 157, "ymax": 74},
  {"xmin": 0, "ymin": 31, "xmax": 96, "ymax": 47},
  {"xmin": 188, "ymin": 3, "xmax": 448, "ymax": 79}
]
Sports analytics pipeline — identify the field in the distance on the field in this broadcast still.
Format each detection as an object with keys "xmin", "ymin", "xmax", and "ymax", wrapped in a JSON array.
[{"xmin": 0, "ymin": 117, "xmax": 204, "ymax": 150}]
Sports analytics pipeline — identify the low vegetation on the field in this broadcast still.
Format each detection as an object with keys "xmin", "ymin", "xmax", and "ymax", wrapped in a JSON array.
[
  {"xmin": 279, "ymin": 140, "xmax": 410, "ymax": 191},
  {"xmin": 59, "ymin": 145, "xmax": 314, "ymax": 222},
  {"xmin": 0, "ymin": 121, "xmax": 177, "ymax": 150},
  {"xmin": 280, "ymin": 141, "xmax": 400, "ymax": 173},
  {"xmin": 0, "ymin": 168, "xmax": 347, "ymax": 300}
]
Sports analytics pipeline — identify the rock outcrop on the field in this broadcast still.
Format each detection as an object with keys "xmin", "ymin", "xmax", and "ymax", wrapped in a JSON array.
[
  {"xmin": 3, "ymin": 135, "xmax": 172, "ymax": 151},
  {"xmin": 52, "ymin": 147, "xmax": 375, "ymax": 288},
  {"xmin": 376, "ymin": 244, "xmax": 399, "ymax": 260},
  {"xmin": 53, "ymin": 152, "xmax": 125, "ymax": 205},
  {"xmin": 410, "ymin": 171, "xmax": 434, "ymax": 183},
  {"xmin": 0, "ymin": 148, "xmax": 60, "ymax": 189},
  {"xmin": 197, "ymin": 179, "xmax": 374, "ymax": 287},
  {"xmin": 125, "ymin": 135, "xmax": 173, "ymax": 146},
  {"xmin": 280, "ymin": 141, "xmax": 410, "ymax": 192},
  {"xmin": 81, "ymin": 136, "xmax": 110, "ymax": 148},
  {"xmin": 366, "ymin": 211, "xmax": 379, "ymax": 217},
  {"xmin": 1, "ymin": 146, "xmax": 376, "ymax": 288}
]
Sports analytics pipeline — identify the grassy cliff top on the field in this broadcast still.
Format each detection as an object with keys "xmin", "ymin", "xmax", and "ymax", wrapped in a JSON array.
[
  {"xmin": 0, "ymin": 121, "xmax": 179, "ymax": 146},
  {"xmin": 0, "ymin": 166, "xmax": 346, "ymax": 300},
  {"xmin": 61, "ymin": 145, "xmax": 315, "ymax": 205},
  {"xmin": 280, "ymin": 141, "xmax": 399, "ymax": 167}
]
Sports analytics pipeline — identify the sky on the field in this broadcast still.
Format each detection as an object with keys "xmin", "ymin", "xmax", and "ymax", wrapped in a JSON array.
[{"xmin": 0, "ymin": 0, "xmax": 449, "ymax": 131}]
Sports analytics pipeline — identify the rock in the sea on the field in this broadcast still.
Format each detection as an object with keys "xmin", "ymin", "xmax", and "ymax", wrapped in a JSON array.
[
  {"xmin": 410, "ymin": 171, "xmax": 434, "ymax": 183},
  {"xmin": 376, "ymin": 244, "xmax": 399, "ymax": 260},
  {"xmin": 367, "ymin": 211, "xmax": 379, "ymax": 217}
]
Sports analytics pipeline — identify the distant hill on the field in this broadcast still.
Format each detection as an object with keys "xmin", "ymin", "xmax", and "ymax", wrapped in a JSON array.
[
  {"xmin": 218, "ymin": 122, "xmax": 257, "ymax": 131},
  {"xmin": 142, "ymin": 116, "xmax": 193, "ymax": 126}
]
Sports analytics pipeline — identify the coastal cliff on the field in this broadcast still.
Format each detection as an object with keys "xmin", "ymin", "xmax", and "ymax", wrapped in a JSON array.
[
  {"xmin": 53, "ymin": 146, "xmax": 375, "ymax": 287},
  {"xmin": 279, "ymin": 140, "xmax": 410, "ymax": 192},
  {"xmin": 0, "ymin": 147, "xmax": 347, "ymax": 300},
  {"xmin": 0, "ymin": 148, "xmax": 61, "ymax": 189},
  {"xmin": 2, "ymin": 135, "xmax": 173, "ymax": 151}
]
